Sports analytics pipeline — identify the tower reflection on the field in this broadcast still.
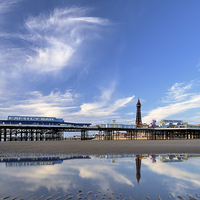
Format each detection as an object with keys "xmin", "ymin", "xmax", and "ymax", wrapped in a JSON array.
[{"xmin": 135, "ymin": 155, "xmax": 142, "ymax": 184}]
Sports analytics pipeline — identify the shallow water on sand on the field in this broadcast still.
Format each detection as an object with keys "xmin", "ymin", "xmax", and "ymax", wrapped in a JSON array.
[{"xmin": 0, "ymin": 154, "xmax": 200, "ymax": 200}]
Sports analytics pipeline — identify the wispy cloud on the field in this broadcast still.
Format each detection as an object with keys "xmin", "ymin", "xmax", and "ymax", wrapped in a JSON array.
[
  {"xmin": 0, "ymin": 90, "xmax": 77, "ymax": 119},
  {"xmin": 197, "ymin": 58, "xmax": 200, "ymax": 71},
  {"xmin": 126, "ymin": 112, "xmax": 135, "ymax": 116},
  {"xmin": 75, "ymin": 95, "xmax": 134, "ymax": 118},
  {"xmin": 162, "ymin": 82, "xmax": 194, "ymax": 103},
  {"xmin": 0, "ymin": 6, "xmax": 110, "ymax": 88},
  {"xmin": 23, "ymin": 7, "xmax": 110, "ymax": 72},
  {"xmin": 0, "ymin": 0, "xmax": 21, "ymax": 15},
  {"xmin": 72, "ymin": 83, "xmax": 134, "ymax": 119},
  {"xmin": 143, "ymin": 81, "xmax": 200, "ymax": 123},
  {"xmin": 143, "ymin": 94, "xmax": 200, "ymax": 123},
  {"xmin": 0, "ymin": 84, "xmax": 134, "ymax": 123}
]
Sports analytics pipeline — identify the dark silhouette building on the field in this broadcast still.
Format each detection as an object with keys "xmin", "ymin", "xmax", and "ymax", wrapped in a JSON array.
[
  {"xmin": 135, "ymin": 155, "xmax": 141, "ymax": 184},
  {"xmin": 136, "ymin": 98, "xmax": 142, "ymax": 126}
]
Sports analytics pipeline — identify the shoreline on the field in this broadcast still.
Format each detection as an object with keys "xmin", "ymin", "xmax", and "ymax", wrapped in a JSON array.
[{"xmin": 0, "ymin": 139, "xmax": 200, "ymax": 157}]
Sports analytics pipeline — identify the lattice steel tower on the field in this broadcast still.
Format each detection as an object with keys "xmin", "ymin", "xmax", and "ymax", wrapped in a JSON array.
[{"xmin": 136, "ymin": 98, "xmax": 142, "ymax": 126}]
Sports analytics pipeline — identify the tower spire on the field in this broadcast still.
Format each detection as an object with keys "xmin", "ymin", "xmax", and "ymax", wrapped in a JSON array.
[{"xmin": 136, "ymin": 98, "xmax": 142, "ymax": 126}]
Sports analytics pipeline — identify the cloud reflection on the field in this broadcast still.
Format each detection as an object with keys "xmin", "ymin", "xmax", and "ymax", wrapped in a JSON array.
[
  {"xmin": 142, "ymin": 156, "xmax": 200, "ymax": 196},
  {"xmin": 0, "ymin": 157, "xmax": 134, "ymax": 194},
  {"xmin": 143, "ymin": 159, "xmax": 200, "ymax": 186}
]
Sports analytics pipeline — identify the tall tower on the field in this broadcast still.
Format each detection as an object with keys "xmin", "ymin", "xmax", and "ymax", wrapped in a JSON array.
[{"xmin": 136, "ymin": 98, "xmax": 142, "ymax": 126}]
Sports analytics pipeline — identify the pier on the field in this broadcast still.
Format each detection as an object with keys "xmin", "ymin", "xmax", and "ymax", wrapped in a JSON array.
[
  {"xmin": 0, "ymin": 123, "xmax": 200, "ymax": 141},
  {"xmin": 146, "ymin": 127, "xmax": 200, "ymax": 140}
]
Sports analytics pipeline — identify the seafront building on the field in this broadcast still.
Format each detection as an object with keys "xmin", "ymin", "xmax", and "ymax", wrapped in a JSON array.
[
  {"xmin": 159, "ymin": 120, "xmax": 184, "ymax": 128},
  {"xmin": 159, "ymin": 119, "xmax": 200, "ymax": 128}
]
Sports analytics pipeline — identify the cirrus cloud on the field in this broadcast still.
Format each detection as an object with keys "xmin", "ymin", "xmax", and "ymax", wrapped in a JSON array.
[
  {"xmin": 24, "ymin": 7, "xmax": 110, "ymax": 72},
  {"xmin": 0, "ymin": 6, "xmax": 110, "ymax": 73},
  {"xmin": 143, "ymin": 81, "xmax": 200, "ymax": 124}
]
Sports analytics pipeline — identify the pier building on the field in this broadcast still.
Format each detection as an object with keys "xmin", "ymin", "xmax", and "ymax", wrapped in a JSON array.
[
  {"xmin": 98, "ymin": 120, "xmax": 136, "ymax": 129},
  {"xmin": 0, "ymin": 116, "xmax": 92, "ymax": 141},
  {"xmin": 1, "ymin": 116, "xmax": 91, "ymax": 126}
]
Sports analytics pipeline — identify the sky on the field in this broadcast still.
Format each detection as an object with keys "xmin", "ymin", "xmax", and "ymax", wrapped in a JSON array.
[{"xmin": 1, "ymin": 0, "xmax": 200, "ymax": 126}]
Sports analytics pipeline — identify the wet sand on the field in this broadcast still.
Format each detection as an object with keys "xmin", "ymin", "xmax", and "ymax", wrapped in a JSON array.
[{"xmin": 0, "ymin": 139, "xmax": 200, "ymax": 157}]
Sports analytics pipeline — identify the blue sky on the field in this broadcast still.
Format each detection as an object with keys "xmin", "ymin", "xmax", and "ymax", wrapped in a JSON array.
[{"xmin": 1, "ymin": 0, "xmax": 200, "ymax": 125}]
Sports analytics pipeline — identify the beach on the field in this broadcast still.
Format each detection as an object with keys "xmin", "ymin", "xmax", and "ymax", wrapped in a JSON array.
[{"xmin": 0, "ymin": 139, "xmax": 200, "ymax": 157}]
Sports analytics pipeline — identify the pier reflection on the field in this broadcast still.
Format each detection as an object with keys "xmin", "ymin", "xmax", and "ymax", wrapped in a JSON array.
[{"xmin": 0, "ymin": 155, "xmax": 91, "ymax": 167}]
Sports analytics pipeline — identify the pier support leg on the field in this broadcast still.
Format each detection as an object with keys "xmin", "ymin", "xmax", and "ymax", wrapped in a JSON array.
[
  {"xmin": 25, "ymin": 129, "xmax": 27, "ymax": 141},
  {"xmin": 4, "ymin": 128, "xmax": 6, "ymax": 141},
  {"xmin": 131, "ymin": 131, "xmax": 132, "ymax": 140},
  {"xmin": 10, "ymin": 129, "xmax": 12, "ymax": 141},
  {"xmin": 81, "ymin": 130, "xmax": 86, "ymax": 140},
  {"xmin": 99, "ymin": 130, "xmax": 102, "ymax": 140},
  {"xmin": 31, "ymin": 129, "xmax": 33, "ymax": 141},
  {"xmin": 20, "ymin": 129, "xmax": 22, "ymax": 141}
]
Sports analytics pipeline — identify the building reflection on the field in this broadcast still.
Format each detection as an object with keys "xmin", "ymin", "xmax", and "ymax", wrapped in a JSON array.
[{"xmin": 150, "ymin": 154, "xmax": 156, "ymax": 163}]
